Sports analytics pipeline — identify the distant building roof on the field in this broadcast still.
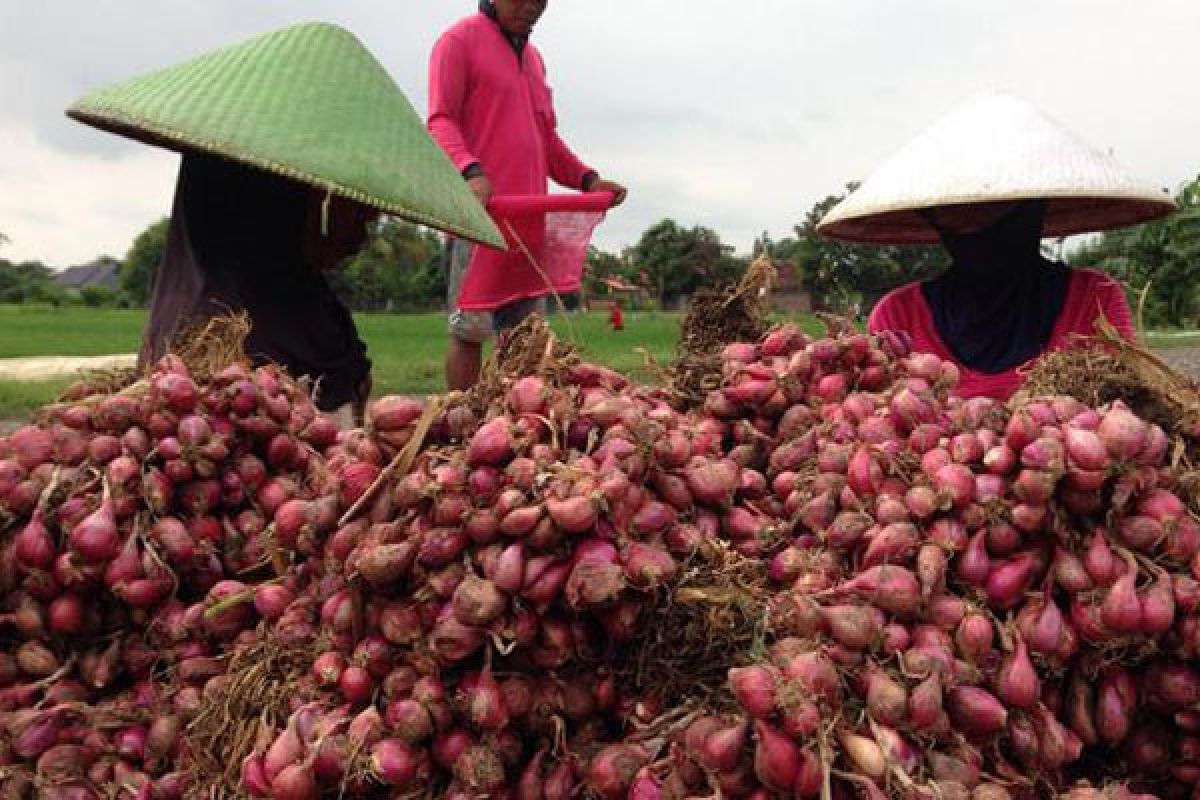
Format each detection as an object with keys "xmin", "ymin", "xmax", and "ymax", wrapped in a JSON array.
[
  {"xmin": 599, "ymin": 276, "xmax": 642, "ymax": 293},
  {"xmin": 56, "ymin": 258, "xmax": 121, "ymax": 291}
]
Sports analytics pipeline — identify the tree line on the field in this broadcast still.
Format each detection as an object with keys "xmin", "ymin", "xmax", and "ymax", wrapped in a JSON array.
[
  {"xmin": 1070, "ymin": 176, "xmax": 1200, "ymax": 329},
  {"xmin": 4, "ymin": 173, "xmax": 1198, "ymax": 327}
]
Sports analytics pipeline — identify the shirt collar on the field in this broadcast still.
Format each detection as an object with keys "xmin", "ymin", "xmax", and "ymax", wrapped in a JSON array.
[{"xmin": 478, "ymin": 1, "xmax": 529, "ymax": 57}]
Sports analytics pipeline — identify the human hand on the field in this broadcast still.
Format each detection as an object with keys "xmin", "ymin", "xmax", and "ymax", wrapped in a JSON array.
[
  {"xmin": 586, "ymin": 177, "xmax": 627, "ymax": 207},
  {"xmin": 467, "ymin": 174, "xmax": 493, "ymax": 206}
]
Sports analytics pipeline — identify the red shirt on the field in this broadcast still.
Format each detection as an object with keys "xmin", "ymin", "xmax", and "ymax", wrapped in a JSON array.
[
  {"xmin": 428, "ymin": 13, "xmax": 593, "ymax": 197},
  {"xmin": 868, "ymin": 268, "xmax": 1134, "ymax": 400}
]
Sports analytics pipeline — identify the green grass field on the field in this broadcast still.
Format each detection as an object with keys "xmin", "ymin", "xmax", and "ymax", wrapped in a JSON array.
[
  {"xmin": 1144, "ymin": 331, "xmax": 1200, "ymax": 348},
  {"xmin": 0, "ymin": 305, "xmax": 690, "ymax": 419},
  {"xmin": 0, "ymin": 306, "xmax": 147, "ymax": 359},
  {"xmin": 358, "ymin": 310, "xmax": 685, "ymax": 397}
]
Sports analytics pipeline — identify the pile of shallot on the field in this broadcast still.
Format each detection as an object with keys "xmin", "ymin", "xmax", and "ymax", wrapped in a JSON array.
[
  {"xmin": 618, "ymin": 330, "xmax": 1198, "ymax": 800},
  {"xmin": 0, "ymin": 356, "xmax": 341, "ymax": 797},
  {"xmin": 2, "ymin": 320, "xmax": 1198, "ymax": 800}
]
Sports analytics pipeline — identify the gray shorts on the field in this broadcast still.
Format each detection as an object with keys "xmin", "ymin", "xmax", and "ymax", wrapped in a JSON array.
[{"xmin": 446, "ymin": 238, "xmax": 544, "ymax": 344}]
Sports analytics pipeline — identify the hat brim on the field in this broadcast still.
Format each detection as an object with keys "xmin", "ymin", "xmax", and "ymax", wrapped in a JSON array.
[
  {"xmin": 815, "ymin": 93, "xmax": 1180, "ymax": 246},
  {"xmin": 65, "ymin": 22, "xmax": 506, "ymax": 250},
  {"xmin": 817, "ymin": 191, "xmax": 1177, "ymax": 245},
  {"xmin": 68, "ymin": 107, "xmax": 505, "ymax": 249}
]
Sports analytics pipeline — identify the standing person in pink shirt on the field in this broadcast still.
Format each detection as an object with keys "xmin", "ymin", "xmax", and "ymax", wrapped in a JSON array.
[{"xmin": 429, "ymin": 0, "xmax": 627, "ymax": 390}]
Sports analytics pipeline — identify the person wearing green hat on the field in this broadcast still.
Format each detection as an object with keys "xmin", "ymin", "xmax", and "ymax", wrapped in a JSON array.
[
  {"xmin": 430, "ymin": 0, "xmax": 628, "ymax": 390},
  {"xmin": 66, "ymin": 22, "xmax": 505, "ymax": 424},
  {"xmin": 141, "ymin": 152, "xmax": 378, "ymax": 426}
]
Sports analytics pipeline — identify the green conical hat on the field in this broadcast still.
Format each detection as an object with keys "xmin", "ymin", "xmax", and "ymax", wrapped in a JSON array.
[{"xmin": 67, "ymin": 21, "xmax": 504, "ymax": 247}]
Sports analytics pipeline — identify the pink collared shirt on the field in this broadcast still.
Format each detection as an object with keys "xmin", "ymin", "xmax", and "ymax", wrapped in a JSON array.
[
  {"xmin": 428, "ymin": 12, "xmax": 593, "ymax": 197},
  {"xmin": 868, "ymin": 268, "xmax": 1135, "ymax": 400}
]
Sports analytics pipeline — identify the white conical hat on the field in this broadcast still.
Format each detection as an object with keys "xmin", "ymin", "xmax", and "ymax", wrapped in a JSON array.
[{"xmin": 817, "ymin": 92, "xmax": 1176, "ymax": 244}]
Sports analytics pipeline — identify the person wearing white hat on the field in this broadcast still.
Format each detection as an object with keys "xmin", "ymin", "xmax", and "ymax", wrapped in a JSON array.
[{"xmin": 818, "ymin": 93, "xmax": 1176, "ymax": 400}]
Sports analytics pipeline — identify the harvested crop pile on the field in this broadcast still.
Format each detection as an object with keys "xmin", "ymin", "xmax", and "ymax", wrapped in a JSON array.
[
  {"xmin": 1022, "ymin": 320, "xmax": 1200, "ymax": 443},
  {"xmin": 0, "ymin": 355, "xmax": 341, "ymax": 797},
  {"xmin": 1023, "ymin": 319, "xmax": 1200, "ymax": 512},
  {"xmin": 668, "ymin": 255, "xmax": 777, "ymax": 407},
  {"xmin": 166, "ymin": 311, "xmax": 254, "ymax": 385},
  {"xmin": 54, "ymin": 311, "xmax": 255, "ymax": 408},
  {"xmin": 2, "ymin": 314, "xmax": 1199, "ymax": 799}
]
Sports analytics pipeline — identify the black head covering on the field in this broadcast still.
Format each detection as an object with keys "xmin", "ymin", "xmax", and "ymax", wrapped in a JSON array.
[
  {"xmin": 142, "ymin": 152, "xmax": 370, "ymax": 410},
  {"xmin": 920, "ymin": 200, "xmax": 1070, "ymax": 374}
]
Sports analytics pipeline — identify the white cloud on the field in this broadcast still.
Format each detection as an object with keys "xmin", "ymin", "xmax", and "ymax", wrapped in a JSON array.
[
  {"xmin": 0, "ymin": 123, "xmax": 177, "ymax": 266},
  {"xmin": 1, "ymin": 0, "xmax": 1198, "ymax": 263}
]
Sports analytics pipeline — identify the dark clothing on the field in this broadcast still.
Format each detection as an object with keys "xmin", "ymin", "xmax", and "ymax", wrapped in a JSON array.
[
  {"xmin": 921, "ymin": 200, "xmax": 1070, "ymax": 375},
  {"xmin": 141, "ymin": 153, "xmax": 370, "ymax": 411}
]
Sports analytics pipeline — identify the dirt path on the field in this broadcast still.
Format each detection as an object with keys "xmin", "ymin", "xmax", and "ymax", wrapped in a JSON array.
[{"xmin": 0, "ymin": 354, "xmax": 137, "ymax": 382}]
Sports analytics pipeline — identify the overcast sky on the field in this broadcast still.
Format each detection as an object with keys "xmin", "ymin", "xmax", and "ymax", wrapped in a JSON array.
[{"xmin": 2, "ymin": 1, "xmax": 1198, "ymax": 267}]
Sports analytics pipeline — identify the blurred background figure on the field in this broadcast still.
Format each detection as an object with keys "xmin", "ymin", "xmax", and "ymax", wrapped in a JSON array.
[{"xmin": 609, "ymin": 300, "xmax": 624, "ymax": 332}]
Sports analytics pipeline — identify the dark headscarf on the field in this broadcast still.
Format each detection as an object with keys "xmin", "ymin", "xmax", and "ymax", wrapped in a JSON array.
[
  {"xmin": 921, "ymin": 200, "xmax": 1070, "ymax": 374},
  {"xmin": 142, "ymin": 152, "xmax": 370, "ymax": 410}
]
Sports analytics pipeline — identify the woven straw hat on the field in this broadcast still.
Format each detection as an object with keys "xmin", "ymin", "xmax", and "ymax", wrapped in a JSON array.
[
  {"xmin": 817, "ymin": 92, "xmax": 1176, "ymax": 245},
  {"xmin": 67, "ymin": 22, "xmax": 504, "ymax": 247}
]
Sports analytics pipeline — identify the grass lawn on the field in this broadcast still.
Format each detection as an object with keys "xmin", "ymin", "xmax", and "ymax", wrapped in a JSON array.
[
  {"xmin": 0, "ymin": 305, "xmax": 147, "ymax": 358},
  {"xmin": 358, "ymin": 310, "xmax": 685, "ymax": 397},
  {"xmin": 0, "ymin": 305, "xmax": 692, "ymax": 419},
  {"xmin": 1143, "ymin": 331, "xmax": 1200, "ymax": 349}
]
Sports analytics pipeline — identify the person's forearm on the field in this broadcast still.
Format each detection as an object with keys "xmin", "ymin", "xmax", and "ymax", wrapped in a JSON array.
[
  {"xmin": 429, "ymin": 115, "xmax": 479, "ymax": 174},
  {"xmin": 545, "ymin": 131, "xmax": 593, "ymax": 190}
]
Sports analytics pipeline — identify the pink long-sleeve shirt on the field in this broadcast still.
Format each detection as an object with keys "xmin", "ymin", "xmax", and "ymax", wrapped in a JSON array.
[
  {"xmin": 428, "ymin": 12, "xmax": 593, "ymax": 198},
  {"xmin": 868, "ymin": 268, "xmax": 1134, "ymax": 400}
]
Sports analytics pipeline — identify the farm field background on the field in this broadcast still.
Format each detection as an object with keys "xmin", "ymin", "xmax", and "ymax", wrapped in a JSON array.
[
  {"xmin": 0, "ymin": 305, "xmax": 692, "ymax": 419},
  {"xmin": 0, "ymin": 304, "xmax": 1197, "ymax": 421}
]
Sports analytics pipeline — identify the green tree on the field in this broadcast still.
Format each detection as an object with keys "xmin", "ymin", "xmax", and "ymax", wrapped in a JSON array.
[
  {"xmin": 328, "ymin": 219, "xmax": 445, "ymax": 311},
  {"xmin": 79, "ymin": 286, "xmax": 118, "ymax": 307},
  {"xmin": 121, "ymin": 218, "xmax": 170, "ymax": 306},
  {"xmin": 0, "ymin": 260, "xmax": 57, "ymax": 304},
  {"xmin": 1071, "ymin": 175, "xmax": 1200, "ymax": 329},
  {"xmin": 787, "ymin": 184, "xmax": 949, "ymax": 313},
  {"xmin": 625, "ymin": 219, "xmax": 744, "ymax": 309}
]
